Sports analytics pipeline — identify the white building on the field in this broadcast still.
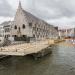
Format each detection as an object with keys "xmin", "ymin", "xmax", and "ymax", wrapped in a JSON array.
[
  {"xmin": 0, "ymin": 26, "xmax": 5, "ymax": 45},
  {"xmin": 68, "ymin": 28, "xmax": 75, "ymax": 38},
  {"xmin": 0, "ymin": 21, "xmax": 14, "ymax": 41},
  {"xmin": 58, "ymin": 28, "xmax": 75, "ymax": 39},
  {"xmin": 11, "ymin": 2, "xmax": 58, "ymax": 42},
  {"xmin": 0, "ymin": 26, "xmax": 4, "ymax": 37}
]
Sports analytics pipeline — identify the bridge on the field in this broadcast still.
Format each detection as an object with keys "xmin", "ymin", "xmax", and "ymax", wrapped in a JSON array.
[{"xmin": 0, "ymin": 39, "xmax": 54, "ymax": 57}]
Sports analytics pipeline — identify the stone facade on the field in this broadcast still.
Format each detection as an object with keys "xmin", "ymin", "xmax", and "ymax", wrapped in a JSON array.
[
  {"xmin": 0, "ymin": 21, "xmax": 13, "ymax": 41},
  {"xmin": 58, "ymin": 28, "xmax": 75, "ymax": 38},
  {"xmin": 11, "ymin": 2, "xmax": 58, "ymax": 41},
  {"xmin": 3, "ymin": 21, "xmax": 13, "ymax": 39},
  {"xmin": 68, "ymin": 28, "xmax": 75, "ymax": 38},
  {"xmin": 4, "ymin": 25, "xmax": 11, "ymax": 39},
  {"xmin": 58, "ymin": 29, "xmax": 67, "ymax": 38},
  {"xmin": 0, "ymin": 26, "xmax": 4, "ymax": 37}
]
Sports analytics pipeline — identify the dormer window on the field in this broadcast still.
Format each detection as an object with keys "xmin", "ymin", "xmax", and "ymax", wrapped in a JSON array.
[
  {"xmin": 14, "ymin": 25, "xmax": 17, "ymax": 29},
  {"xmin": 22, "ymin": 24, "xmax": 25, "ymax": 29}
]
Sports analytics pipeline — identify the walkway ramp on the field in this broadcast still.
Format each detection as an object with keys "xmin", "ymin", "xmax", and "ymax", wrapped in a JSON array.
[{"xmin": 0, "ymin": 40, "xmax": 54, "ymax": 56}]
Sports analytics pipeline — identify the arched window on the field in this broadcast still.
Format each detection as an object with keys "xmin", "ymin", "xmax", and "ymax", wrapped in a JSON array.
[
  {"xmin": 22, "ymin": 24, "xmax": 25, "ymax": 29},
  {"xmin": 14, "ymin": 25, "xmax": 17, "ymax": 29}
]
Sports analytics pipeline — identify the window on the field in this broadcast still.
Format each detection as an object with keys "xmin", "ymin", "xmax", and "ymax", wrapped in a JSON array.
[
  {"xmin": 22, "ymin": 24, "xmax": 25, "ymax": 29},
  {"xmin": 8, "ymin": 35, "xmax": 10, "ymax": 37},
  {"xmin": 29, "ymin": 23, "xmax": 32, "ymax": 27},
  {"xmin": 37, "ymin": 28, "xmax": 38, "ymax": 31},
  {"xmin": 5, "ymin": 35, "xmax": 7, "ymax": 38},
  {"xmin": 36, "ymin": 35, "xmax": 39, "ymax": 38},
  {"xmin": 23, "ymin": 35, "xmax": 26, "ymax": 37},
  {"xmin": 33, "ymin": 27, "xmax": 36, "ymax": 30},
  {"xmin": 14, "ymin": 25, "xmax": 17, "ymax": 29},
  {"xmin": 5, "ymin": 28, "xmax": 10, "ymax": 32},
  {"xmin": 5, "ymin": 35, "xmax": 9, "ymax": 38},
  {"xmin": 33, "ymin": 34, "xmax": 35, "ymax": 38},
  {"xmin": 14, "ymin": 35, "xmax": 17, "ymax": 37}
]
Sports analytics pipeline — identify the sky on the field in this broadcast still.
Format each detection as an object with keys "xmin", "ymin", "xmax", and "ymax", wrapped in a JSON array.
[{"xmin": 0, "ymin": 0, "xmax": 75, "ymax": 29}]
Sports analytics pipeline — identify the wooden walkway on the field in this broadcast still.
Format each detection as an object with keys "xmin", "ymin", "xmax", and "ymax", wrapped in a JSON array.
[{"xmin": 0, "ymin": 40, "xmax": 54, "ymax": 56}]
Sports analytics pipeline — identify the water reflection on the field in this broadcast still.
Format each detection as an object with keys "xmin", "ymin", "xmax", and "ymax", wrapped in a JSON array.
[{"xmin": 0, "ymin": 42, "xmax": 75, "ymax": 75}]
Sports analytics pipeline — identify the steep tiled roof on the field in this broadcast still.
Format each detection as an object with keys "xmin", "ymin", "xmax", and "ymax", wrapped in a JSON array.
[
  {"xmin": 22, "ymin": 9, "xmax": 53, "ymax": 26},
  {"xmin": 22, "ymin": 9, "xmax": 41, "ymax": 23}
]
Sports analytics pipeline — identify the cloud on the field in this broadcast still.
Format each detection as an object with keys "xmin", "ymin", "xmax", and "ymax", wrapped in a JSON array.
[
  {"xmin": 29, "ymin": 0, "xmax": 75, "ymax": 19},
  {"xmin": 47, "ymin": 17, "xmax": 75, "ymax": 29},
  {"xmin": 0, "ymin": 0, "xmax": 75, "ymax": 28},
  {"xmin": 0, "ymin": 0, "xmax": 14, "ymax": 17},
  {"xmin": 0, "ymin": 17, "xmax": 13, "ymax": 24},
  {"xmin": 20, "ymin": 0, "xmax": 75, "ymax": 28}
]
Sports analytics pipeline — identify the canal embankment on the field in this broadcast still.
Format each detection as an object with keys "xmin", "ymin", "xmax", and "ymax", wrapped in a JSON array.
[{"xmin": 0, "ymin": 41, "xmax": 75, "ymax": 75}]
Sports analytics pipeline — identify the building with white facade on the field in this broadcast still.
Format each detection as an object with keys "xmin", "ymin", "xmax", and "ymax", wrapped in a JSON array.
[
  {"xmin": 58, "ymin": 29, "xmax": 67, "ymax": 38},
  {"xmin": 0, "ymin": 26, "xmax": 4, "ymax": 37},
  {"xmin": 58, "ymin": 28, "xmax": 75, "ymax": 39},
  {"xmin": 11, "ymin": 2, "xmax": 58, "ymax": 42},
  {"xmin": 0, "ymin": 26, "xmax": 5, "ymax": 45}
]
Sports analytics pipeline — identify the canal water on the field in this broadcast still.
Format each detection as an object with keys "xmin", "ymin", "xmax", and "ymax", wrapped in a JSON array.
[{"xmin": 0, "ymin": 42, "xmax": 75, "ymax": 75}]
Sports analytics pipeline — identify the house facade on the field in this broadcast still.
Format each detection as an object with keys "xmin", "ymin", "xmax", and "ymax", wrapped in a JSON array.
[
  {"xmin": 11, "ymin": 2, "xmax": 58, "ymax": 42},
  {"xmin": 0, "ymin": 26, "xmax": 5, "ymax": 44},
  {"xmin": 58, "ymin": 28, "xmax": 75, "ymax": 39},
  {"xmin": 68, "ymin": 28, "xmax": 75, "ymax": 38},
  {"xmin": 0, "ymin": 26, "xmax": 4, "ymax": 37},
  {"xmin": 0, "ymin": 21, "xmax": 13, "ymax": 41}
]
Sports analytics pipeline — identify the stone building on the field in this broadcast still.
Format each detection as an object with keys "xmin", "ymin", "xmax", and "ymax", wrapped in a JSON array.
[
  {"xmin": 0, "ymin": 26, "xmax": 5, "ymax": 44},
  {"xmin": 0, "ymin": 26, "xmax": 4, "ymax": 37},
  {"xmin": 0, "ymin": 21, "xmax": 13, "ymax": 41},
  {"xmin": 58, "ymin": 29, "xmax": 67, "ymax": 38},
  {"xmin": 68, "ymin": 28, "xmax": 75, "ymax": 38},
  {"xmin": 58, "ymin": 28, "xmax": 75, "ymax": 39},
  {"xmin": 11, "ymin": 2, "xmax": 58, "ymax": 42}
]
